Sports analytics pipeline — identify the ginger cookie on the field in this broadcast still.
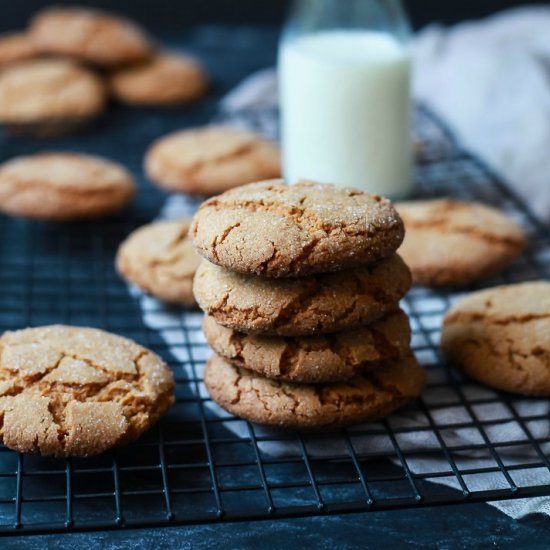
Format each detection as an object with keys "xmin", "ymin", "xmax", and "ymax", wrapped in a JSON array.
[
  {"xmin": 396, "ymin": 199, "xmax": 526, "ymax": 286},
  {"xmin": 0, "ymin": 152, "xmax": 136, "ymax": 220},
  {"xmin": 0, "ymin": 325, "xmax": 174, "ymax": 456},
  {"xmin": 29, "ymin": 7, "xmax": 153, "ymax": 67},
  {"xmin": 441, "ymin": 282, "xmax": 550, "ymax": 396},
  {"xmin": 0, "ymin": 59, "xmax": 106, "ymax": 130},
  {"xmin": 144, "ymin": 126, "xmax": 281, "ymax": 196},
  {"xmin": 0, "ymin": 33, "xmax": 38, "ymax": 67},
  {"xmin": 204, "ymin": 353, "xmax": 425, "ymax": 428},
  {"xmin": 193, "ymin": 255, "xmax": 411, "ymax": 336},
  {"xmin": 109, "ymin": 52, "xmax": 208, "ymax": 106},
  {"xmin": 191, "ymin": 180, "xmax": 404, "ymax": 277},
  {"xmin": 116, "ymin": 219, "xmax": 201, "ymax": 306},
  {"xmin": 203, "ymin": 309, "xmax": 411, "ymax": 384}
]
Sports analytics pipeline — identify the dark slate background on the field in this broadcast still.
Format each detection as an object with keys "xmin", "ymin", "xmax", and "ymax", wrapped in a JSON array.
[{"xmin": 0, "ymin": 0, "xmax": 547, "ymax": 32}]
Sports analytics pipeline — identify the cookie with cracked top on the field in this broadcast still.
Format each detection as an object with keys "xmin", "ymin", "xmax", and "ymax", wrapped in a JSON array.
[
  {"xmin": 109, "ymin": 51, "xmax": 209, "ymax": 106},
  {"xmin": 202, "ymin": 309, "xmax": 411, "ymax": 384},
  {"xmin": 0, "ymin": 59, "xmax": 106, "ymax": 132},
  {"xmin": 204, "ymin": 352, "xmax": 425, "ymax": 428},
  {"xmin": 0, "ymin": 325, "xmax": 175, "ymax": 456},
  {"xmin": 116, "ymin": 219, "xmax": 201, "ymax": 306},
  {"xmin": 193, "ymin": 255, "xmax": 411, "ymax": 336},
  {"xmin": 190, "ymin": 180, "xmax": 404, "ymax": 277},
  {"xmin": 0, "ymin": 152, "xmax": 136, "ymax": 220},
  {"xmin": 441, "ymin": 282, "xmax": 550, "ymax": 395},
  {"xmin": 396, "ymin": 199, "xmax": 526, "ymax": 286},
  {"xmin": 29, "ymin": 7, "xmax": 153, "ymax": 67},
  {"xmin": 145, "ymin": 126, "xmax": 281, "ymax": 196}
]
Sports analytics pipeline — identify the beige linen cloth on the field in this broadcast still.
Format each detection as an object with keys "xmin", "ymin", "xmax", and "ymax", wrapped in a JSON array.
[{"xmin": 413, "ymin": 6, "xmax": 550, "ymax": 222}]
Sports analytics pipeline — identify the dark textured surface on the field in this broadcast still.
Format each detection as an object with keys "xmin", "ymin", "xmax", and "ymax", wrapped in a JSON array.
[{"xmin": 5, "ymin": 505, "xmax": 550, "ymax": 549}]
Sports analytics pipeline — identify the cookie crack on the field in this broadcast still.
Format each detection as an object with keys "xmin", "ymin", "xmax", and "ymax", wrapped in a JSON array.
[
  {"xmin": 183, "ymin": 142, "xmax": 258, "ymax": 175},
  {"xmin": 66, "ymin": 353, "xmax": 133, "ymax": 383},
  {"xmin": 6, "ymin": 175, "xmax": 124, "ymax": 198},
  {"xmin": 210, "ymin": 221, "xmax": 242, "ymax": 263},
  {"xmin": 148, "ymin": 225, "xmax": 193, "ymax": 268},
  {"xmin": 281, "ymin": 236, "xmax": 321, "ymax": 275},
  {"xmin": 230, "ymin": 371, "xmax": 243, "ymax": 405},
  {"xmin": 313, "ymin": 384, "xmax": 378, "ymax": 410},
  {"xmin": 504, "ymin": 338, "xmax": 531, "ymax": 391},
  {"xmin": 146, "ymin": 250, "xmax": 195, "ymax": 283},
  {"xmin": 226, "ymin": 331, "xmax": 245, "ymax": 365},
  {"xmin": 46, "ymin": 397, "xmax": 67, "ymax": 443},
  {"xmin": 207, "ymin": 199, "xmax": 320, "ymax": 230},
  {"xmin": 0, "ymin": 352, "xmax": 65, "ymax": 398},
  {"xmin": 404, "ymin": 218, "xmax": 524, "ymax": 247},
  {"xmin": 445, "ymin": 312, "xmax": 550, "ymax": 326},
  {"xmin": 270, "ymin": 281, "xmax": 324, "ymax": 330},
  {"xmin": 277, "ymin": 343, "xmax": 298, "ymax": 376},
  {"xmin": 205, "ymin": 197, "xmax": 398, "ymax": 238},
  {"xmin": 277, "ymin": 386, "xmax": 299, "ymax": 415}
]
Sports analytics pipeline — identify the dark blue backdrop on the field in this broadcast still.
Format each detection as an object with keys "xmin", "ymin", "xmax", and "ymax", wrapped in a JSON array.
[{"xmin": 0, "ymin": 0, "xmax": 546, "ymax": 32}]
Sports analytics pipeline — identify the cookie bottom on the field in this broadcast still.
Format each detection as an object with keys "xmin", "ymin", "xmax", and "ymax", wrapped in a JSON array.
[{"xmin": 204, "ymin": 352, "xmax": 425, "ymax": 429}]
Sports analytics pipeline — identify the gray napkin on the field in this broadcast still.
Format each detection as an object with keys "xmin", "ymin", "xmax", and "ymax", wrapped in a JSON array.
[{"xmin": 413, "ymin": 6, "xmax": 550, "ymax": 223}]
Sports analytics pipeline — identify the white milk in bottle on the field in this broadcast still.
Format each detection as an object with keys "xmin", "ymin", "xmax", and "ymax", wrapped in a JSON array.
[{"xmin": 279, "ymin": 1, "xmax": 413, "ymax": 198}]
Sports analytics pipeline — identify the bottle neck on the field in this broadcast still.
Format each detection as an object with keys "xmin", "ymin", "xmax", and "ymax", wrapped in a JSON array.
[{"xmin": 285, "ymin": 0, "xmax": 411, "ymax": 44}]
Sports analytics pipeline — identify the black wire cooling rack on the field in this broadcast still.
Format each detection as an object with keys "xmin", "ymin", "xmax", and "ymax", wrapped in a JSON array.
[{"xmin": 0, "ymin": 103, "xmax": 550, "ymax": 535}]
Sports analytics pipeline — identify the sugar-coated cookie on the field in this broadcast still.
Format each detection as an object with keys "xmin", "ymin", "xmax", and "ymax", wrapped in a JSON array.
[
  {"xmin": 204, "ymin": 352, "xmax": 425, "ymax": 428},
  {"xmin": 0, "ymin": 325, "xmax": 174, "ymax": 456},
  {"xmin": 116, "ymin": 219, "xmax": 201, "ymax": 306},
  {"xmin": 193, "ymin": 255, "xmax": 411, "ymax": 336},
  {"xmin": 396, "ymin": 199, "xmax": 526, "ymax": 286},
  {"xmin": 0, "ymin": 59, "xmax": 106, "ymax": 129},
  {"xmin": 0, "ymin": 152, "xmax": 135, "ymax": 220},
  {"xmin": 109, "ymin": 52, "xmax": 208, "ymax": 106},
  {"xmin": 29, "ymin": 7, "xmax": 153, "ymax": 67},
  {"xmin": 441, "ymin": 282, "xmax": 550, "ymax": 395},
  {"xmin": 191, "ymin": 180, "xmax": 404, "ymax": 277},
  {"xmin": 145, "ymin": 126, "xmax": 281, "ymax": 196},
  {"xmin": 203, "ymin": 309, "xmax": 411, "ymax": 383}
]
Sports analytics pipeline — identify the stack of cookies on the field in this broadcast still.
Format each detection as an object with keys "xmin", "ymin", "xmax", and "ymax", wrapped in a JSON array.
[{"xmin": 191, "ymin": 180, "xmax": 426, "ymax": 428}]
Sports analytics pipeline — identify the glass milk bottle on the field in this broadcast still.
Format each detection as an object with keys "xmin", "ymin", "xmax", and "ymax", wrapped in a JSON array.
[{"xmin": 279, "ymin": 0, "xmax": 413, "ymax": 198}]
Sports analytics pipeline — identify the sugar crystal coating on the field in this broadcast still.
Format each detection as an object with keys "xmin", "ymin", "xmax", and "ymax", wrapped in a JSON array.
[
  {"xmin": 191, "ymin": 180, "xmax": 404, "ymax": 277},
  {"xmin": 0, "ymin": 325, "xmax": 174, "ymax": 456}
]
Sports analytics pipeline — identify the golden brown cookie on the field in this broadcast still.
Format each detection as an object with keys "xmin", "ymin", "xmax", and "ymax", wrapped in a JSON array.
[
  {"xmin": 0, "ymin": 325, "xmax": 174, "ymax": 456},
  {"xmin": 144, "ymin": 126, "xmax": 281, "ymax": 196},
  {"xmin": 204, "ymin": 352, "xmax": 425, "ymax": 428},
  {"xmin": 29, "ymin": 7, "xmax": 153, "ymax": 67},
  {"xmin": 0, "ymin": 152, "xmax": 136, "ymax": 220},
  {"xmin": 109, "ymin": 51, "xmax": 208, "ymax": 106},
  {"xmin": 441, "ymin": 282, "xmax": 550, "ymax": 396},
  {"xmin": 0, "ymin": 59, "xmax": 106, "ymax": 129},
  {"xmin": 116, "ymin": 219, "xmax": 201, "ymax": 306},
  {"xmin": 191, "ymin": 180, "xmax": 405, "ymax": 277},
  {"xmin": 203, "ymin": 309, "xmax": 411, "ymax": 384},
  {"xmin": 193, "ymin": 255, "xmax": 411, "ymax": 336},
  {"xmin": 0, "ymin": 32, "xmax": 39, "ymax": 67},
  {"xmin": 396, "ymin": 199, "xmax": 526, "ymax": 286}
]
